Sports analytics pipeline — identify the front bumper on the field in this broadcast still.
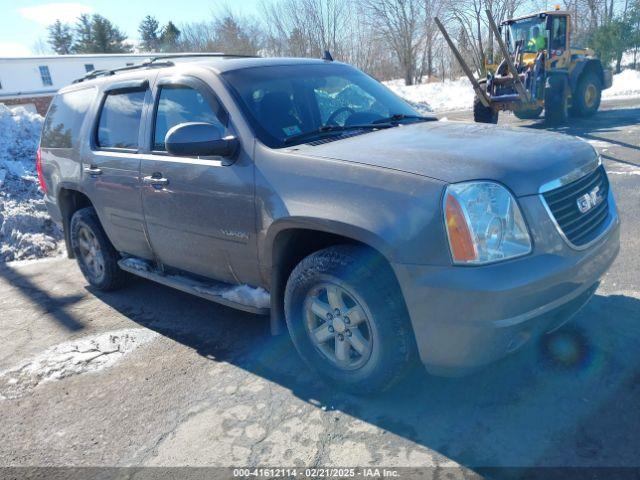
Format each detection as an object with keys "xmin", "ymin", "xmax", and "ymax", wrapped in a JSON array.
[{"xmin": 393, "ymin": 193, "xmax": 620, "ymax": 375}]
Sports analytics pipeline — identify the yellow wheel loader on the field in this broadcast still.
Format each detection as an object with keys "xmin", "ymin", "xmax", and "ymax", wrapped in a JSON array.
[{"xmin": 435, "ymin": 9, "xmax": 613, "ymax": 125}]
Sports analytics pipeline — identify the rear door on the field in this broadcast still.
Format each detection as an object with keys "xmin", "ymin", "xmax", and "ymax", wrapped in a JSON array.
[
  {"xmin": 81, "ymin": 79, "xmax": 153, "ymax": 259},
  {"xmin": 140, "ymin": 74, "xmax": 257, "ymax": 284}
]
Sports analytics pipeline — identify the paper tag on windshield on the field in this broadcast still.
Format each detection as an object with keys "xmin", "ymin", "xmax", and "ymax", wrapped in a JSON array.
[{"xmin": 283, "ymin": 125, "xmax": 302, "ymax": 136}]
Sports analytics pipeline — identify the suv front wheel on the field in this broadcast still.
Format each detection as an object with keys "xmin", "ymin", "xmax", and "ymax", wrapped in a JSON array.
[
  {"xmin": 284, "ymin": 245, "xmax": 417, "ymax": 394},
  {"xmin": 70, "ymin": 207, "xmax": 128, "ymax": 291}
]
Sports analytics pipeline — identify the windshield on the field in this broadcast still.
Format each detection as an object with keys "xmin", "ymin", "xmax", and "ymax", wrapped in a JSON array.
[
  {"xmin": 222, "ymin": 63, "xmax": 419, "ymax": 148},
  {"xmin": 507, "ymin": 17, "xmax": 547, "ymax": 53}
]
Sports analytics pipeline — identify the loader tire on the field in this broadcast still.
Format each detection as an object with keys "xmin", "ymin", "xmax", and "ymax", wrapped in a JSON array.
[
  {"xmin": 570, "ymin": 72, "xmax": 602, "ymax": 117},
  {"xmin": 473, "ymin": 93, "xmax": 498, "ymax": 124},
  {"xmin": 544, "ymin": 76, "xmax": 568, "ymax": 126},
  {"xmin": 514, "ymin": 107, "xmax": 543, "ymax": 120}
]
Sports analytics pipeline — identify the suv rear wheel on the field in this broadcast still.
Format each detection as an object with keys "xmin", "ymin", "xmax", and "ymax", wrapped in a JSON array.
[
  {"xmin": 70, "ymin": 207, "xmax": 128, "ymax": 291},
  {"xmin": 284, "ymin": 245, "xmax": 416, "ymax": 394}
]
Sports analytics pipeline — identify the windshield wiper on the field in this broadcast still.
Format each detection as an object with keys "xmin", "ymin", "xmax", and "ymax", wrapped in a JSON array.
[
  {"xmin": 373, "ymin": 113, "xmax": 437, "ymax": 124},
  {"xmin": 283, "ymin": 123, "xmax": 394, "ymax": 145}
]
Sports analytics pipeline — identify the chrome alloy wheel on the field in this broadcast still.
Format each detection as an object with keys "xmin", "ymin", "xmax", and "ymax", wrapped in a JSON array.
[
  {"xmin": 304, "ymin": 283, "xmax": 374, "ymax": 370},
  {"xmin": 77, "ymin": 225, "xmax": 105, "ymax": 281}
]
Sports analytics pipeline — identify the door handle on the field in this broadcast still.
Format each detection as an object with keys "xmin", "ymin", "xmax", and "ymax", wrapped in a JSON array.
[
  {"xmin": 84, "ymin": 166, "xmax": 102, "ymax": 176},
  {"xmin": 143, "ymin": 175, "xmax": 169, "ymax": 187}
]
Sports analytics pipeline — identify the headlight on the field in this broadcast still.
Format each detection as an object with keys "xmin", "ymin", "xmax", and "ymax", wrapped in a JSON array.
[{"xmin": 444, "ymin": 181, "xmax": 531, "ymax": 265}]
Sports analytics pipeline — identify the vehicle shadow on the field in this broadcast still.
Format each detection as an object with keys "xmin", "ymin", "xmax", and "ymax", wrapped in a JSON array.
[
  {"xmin": 520, "ymin": 107, "xmax": 640, "ymax": 157},
  {"xmin": 89, "ymin": 277, "xmax": 640, "ymax": 470}
]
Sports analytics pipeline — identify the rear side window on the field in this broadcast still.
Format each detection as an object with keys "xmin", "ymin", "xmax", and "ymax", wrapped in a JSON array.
[
  {"xmin": 97, "ymin": 89, "xmax": 146, "ymax": 149},
  {"xmin": 153, "ymin": 85, "xmax": 226, "ymax": 151},
  {"xmin": 41, "ymin": 88, "xmax": 95, "ymax": 149}
]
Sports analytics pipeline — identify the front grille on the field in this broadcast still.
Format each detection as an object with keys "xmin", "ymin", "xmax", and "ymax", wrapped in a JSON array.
[{"xmin": 542, "ymin": 165, "xmax": 610, "ymax": 246}]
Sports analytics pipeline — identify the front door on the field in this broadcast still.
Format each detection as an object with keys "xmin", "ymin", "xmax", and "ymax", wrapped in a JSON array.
[{"xmin": 140, "ymin": 75, "xmax": 257, "ymax": 284}]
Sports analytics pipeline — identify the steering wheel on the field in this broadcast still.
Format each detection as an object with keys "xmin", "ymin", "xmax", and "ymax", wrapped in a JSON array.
[{"xmin": 326, "ymin": 107, "xmax": 356, "ymax": 126}]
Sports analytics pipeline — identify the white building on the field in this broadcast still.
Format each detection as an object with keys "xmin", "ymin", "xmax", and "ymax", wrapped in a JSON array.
[{"xmin": 0, "ymin": 54, "xmax": 172, "ymax": 115}]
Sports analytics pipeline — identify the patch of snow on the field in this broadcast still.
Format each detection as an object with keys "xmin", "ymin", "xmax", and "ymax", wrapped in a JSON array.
[
  {"xmin": 121, "ymin": 257, "xmax": 152, "ymax": 272},
  {"xmin": 385, "ymin": 70, "xmax": 640, "ymax": 113},
  {"xmin": 0, "ymin": 328, "xmax": 159, "ymax": 400},
  {"xmin": 0, "ymin": 104, "xmax": 64, "ymax": 263},
  {"xmin": 220, "ymin": 285, "xmax": 270, "ymax": 309},
  {"xmin": 606, "ymin": 164, "xmax": 640, "ymax": 176},
  {"xmin": 192, "ymin": 283, "xmax": 270, "ymax": 309},
  {"xmin": 583, "ymin": 139, "xmax": 613, "ymax": 149},
  {"xmin": 603, "ymin": 69, "xmax": 640, "ymax": 100},
  {"xmin": 385, "ymin": 77, "xmax": 474, "ymax": 112}
]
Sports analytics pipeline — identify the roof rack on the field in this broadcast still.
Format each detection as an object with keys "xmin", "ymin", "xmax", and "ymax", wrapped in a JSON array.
[{"xmin": 72, "ymin": 52, "xmax": 260, "ymax": 84}]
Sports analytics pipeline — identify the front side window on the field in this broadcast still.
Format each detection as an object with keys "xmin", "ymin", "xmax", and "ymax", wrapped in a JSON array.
[
  {"xmin": 97, "ymin": 89, "xmax": 146, "ymax": 149},
  {"xmin": 153, "ymin": 85, "xmax": 226, "ymax": 151},
  {"xmin": 41, "ymin": 88, "xmax": 96, "ymax": 149},
  {"xmin": 39, "ymin": 65, "xmax": 53, "ymax": 86},
  {"xmin": 222, "ymin": 64, "xmax": 417, "ymax": 148},
  {"xmin": 507, "ymin": 18, "xmax": 547, "ymax": 53}
]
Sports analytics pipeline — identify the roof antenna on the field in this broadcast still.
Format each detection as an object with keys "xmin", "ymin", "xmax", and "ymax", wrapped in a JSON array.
[{"xmin": 322, "ymin": 50, "xmax": 334, "ymax": 61}]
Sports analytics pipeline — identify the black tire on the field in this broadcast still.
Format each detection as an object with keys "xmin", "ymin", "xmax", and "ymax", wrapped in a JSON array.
[
  {"xmin": 570, "ymin": 72, "xmax": 602, "ymax": 117},
  {"xmin": 284, "ymin": 245, "xmax": 417, "ymax": 394},
  {"xmin": 544, "ymin": 75, "xmax": 569, "ymax": 126},
  {"xmin": 514, "ymin": 106, "xmax": 543, "ymax": 120},
  {"xmin": 70, "ymin": 207, "xmax": 128, "ymax": 291},
  {"xmin": 473, "ymin": 88, "xmax": 499, "ymax": 124}
]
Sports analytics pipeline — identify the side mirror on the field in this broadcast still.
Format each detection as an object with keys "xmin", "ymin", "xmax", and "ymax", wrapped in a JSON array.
[{"xmin": 165, "ymin": 122, "xmax": 238, "ymax": 158}]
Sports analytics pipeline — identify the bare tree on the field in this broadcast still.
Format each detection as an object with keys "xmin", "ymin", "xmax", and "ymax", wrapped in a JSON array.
[{"xmin": 361, "ymin": 0, "xmax": 429, "ymax": 85}]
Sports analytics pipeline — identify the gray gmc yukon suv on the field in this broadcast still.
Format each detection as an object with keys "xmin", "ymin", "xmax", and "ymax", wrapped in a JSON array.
[{"xmin": 38, "ymin": 55, "xmax": 620, "ymax": 393}]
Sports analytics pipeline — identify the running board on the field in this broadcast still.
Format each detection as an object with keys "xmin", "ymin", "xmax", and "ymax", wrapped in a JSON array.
[{"xmin": 118, "ymin": 258, "xmax": 270, "ymax": 315}]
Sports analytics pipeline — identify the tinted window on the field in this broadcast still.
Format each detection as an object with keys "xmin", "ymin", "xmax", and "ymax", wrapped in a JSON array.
[
  {"xmin": 153, "ymin": 85, "xmax": 225, "ymax": 151},
  {"xmin": 97, "ymin": 90, "xmax": 146, "ymax": 149},
  {"xmin": 41, "ymin": 88, "xmax": 95, "ymax": 149},
  {"xmin": 222, "ymin": 64, "xmax": 417, "ymax": 148}
]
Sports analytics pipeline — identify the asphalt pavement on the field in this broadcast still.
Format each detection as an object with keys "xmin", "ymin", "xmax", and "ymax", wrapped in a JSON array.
[{"xmin": 1, "ymin": 98, "xmax": 639, "ymax": 474}]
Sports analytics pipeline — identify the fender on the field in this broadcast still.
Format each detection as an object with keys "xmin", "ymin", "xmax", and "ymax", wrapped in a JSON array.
[
  {"xmin": 569, "ymin": 60, "xmax": 604, "ymax": 91},
  {"xmin": 263, "ymin": 216, "xmax": 393, "ymax": 270}
]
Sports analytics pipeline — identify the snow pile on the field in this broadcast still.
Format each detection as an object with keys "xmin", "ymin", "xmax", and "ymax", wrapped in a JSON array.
[
  {"xmin": 603, "ymin": 69, "xmax": 640, "ymax": 99},
  {"xmin": 0, "ymin": 104, "xmax": 63, "ymax": 262},
  {"xmin": 385, "ymin": 77, "xmax": 474, "ymax": 112},
  {"xmin": 0, "ymin": 328, "xmax": 159, "ymax": 400},
  {"xmin": 386, "ymin": 70, "xmax": 640, "ymax": 112}
]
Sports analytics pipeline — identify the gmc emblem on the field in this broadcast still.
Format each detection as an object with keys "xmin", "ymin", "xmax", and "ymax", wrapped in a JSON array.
[{"xmin": 576, "ymin": 186, "xmax": 602, "ymax": 214}]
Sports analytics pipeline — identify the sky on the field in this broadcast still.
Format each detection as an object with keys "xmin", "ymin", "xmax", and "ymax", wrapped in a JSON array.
[{"xmin": 0, "ymin": 0, "xmax": 262, "ymax": 56}]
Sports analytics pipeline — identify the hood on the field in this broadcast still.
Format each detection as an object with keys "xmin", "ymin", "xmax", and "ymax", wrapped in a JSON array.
[{"xmin": 297, "ymin": 121, "xmax": 599, "ymax": 196}]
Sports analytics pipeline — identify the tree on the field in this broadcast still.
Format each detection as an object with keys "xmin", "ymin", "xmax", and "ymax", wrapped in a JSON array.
[
  {"xmin": 47, "ymin": 20, "xmax": 73, "ymax": 54},
  {"xmin": 361, "ymin": 0, "xmax": 428, "ymax": 85},
  {"xmin": 90, "ymin": 15, "xmax": 132, "ymax": 53},
  {"xmin": 213, "ymin": 13, "xmax": 262, "ymax": 55},
  {"xmin": 590, "ymin": 19, "xmax": 626, "ymax": 72},
  {"xmin": 139, "ymin": 15, "xmax": 160, "ymax": 52},
  {"xmin": 160, "ymin": 21, "xmax": 181, "ymax": 51},
  {"xmin": 72, "ymin": 14, "xmax": 93, "ymax": 53}
]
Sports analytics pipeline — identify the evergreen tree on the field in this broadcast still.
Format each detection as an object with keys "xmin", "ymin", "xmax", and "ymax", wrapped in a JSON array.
[
  {"xmin": 47, "ymin": 20, "xmax": 73, "ymax": 54},
  {"xmin": 91, "ymin": 15, "xmax": 132, "ymax": 53},
  {"xmin": 590, "ymin": 20, "xmax": 626, "ymax": 73},
  {"xmin": 72, "ymin": 14, "xmax": 93, "ymax": 53},
  {"xmin": 160, "ymin": 21, "xmax": 181, "ymax": 51},
  {"xmin": 139, "ymin": 15, "xmax": 160, "ymax": 52}
]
